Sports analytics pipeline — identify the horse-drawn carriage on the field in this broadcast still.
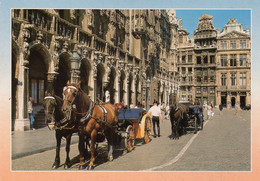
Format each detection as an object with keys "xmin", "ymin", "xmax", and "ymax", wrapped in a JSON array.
[
  {"xmin": 179, "ymin": 101, "xmax": 204, "ymax": 134},
  {"xmin": 117, "ymin": 108, "xmax": 152, "ymax": 152},
  {"xmin": 188, "ymin": 105, "xmax": 204, "ymax": 134},
  {"xmin": 43, "ymin": 81, "xmax": 154, "ymax": 169}
]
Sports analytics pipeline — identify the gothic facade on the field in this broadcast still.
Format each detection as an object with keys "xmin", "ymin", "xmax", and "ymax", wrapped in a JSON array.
[{"xmin": 11, "ymin": 9, "xmax": 179, "ymax": 131}]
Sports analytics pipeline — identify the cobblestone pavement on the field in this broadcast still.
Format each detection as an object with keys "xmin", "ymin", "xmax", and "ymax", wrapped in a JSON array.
[{"xmin": 12, "ymin": 108, "xmax": 250, "ymax": 171}]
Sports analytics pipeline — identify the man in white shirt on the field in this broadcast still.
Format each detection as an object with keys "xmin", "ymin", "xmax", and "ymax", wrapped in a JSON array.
[{"xmin": 148, "ymin": 101, "xmax": 163, "ymax": 137}]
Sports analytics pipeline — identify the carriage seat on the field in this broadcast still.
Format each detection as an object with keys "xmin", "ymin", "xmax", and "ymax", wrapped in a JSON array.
[{"xmin": 118, "ymin": 108, "xmax": 146, "ymax": 123}]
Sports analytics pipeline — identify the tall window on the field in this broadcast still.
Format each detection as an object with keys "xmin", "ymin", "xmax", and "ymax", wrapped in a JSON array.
[
  {"xmin": 240, "ymin": 72, "xmax": 247, "ymax": 86},
  {"xmin": 188, "ymin": 76, "xmax": 193, "ymax": 82},
  {"xmin": 197, "ymin": 76, "xmax": 201, "ymax": 82},
  {"xmin": 221, "ymin": 54, "xmax": 227, "ymax": 66},
  {"xmin": 196, "ymin": 88, "xmax": 201, "ymax": 94},
  {"xmin": 240, "ymin": 40, "xmax": 246, "ymax": 49},
  {"xmin": 210, "ymin": 55, "xmax": 215, "ymax": 64},
  {"xmin": 221, "ymin": 73, "xmax": 227, "ymax": 86},
  {"xmin": 204, "ymin": 75, "xmax": 208, "ymax": 82},
  {"xmin": 230, "ymin": 54, "xmax": 237, "ymax": 66},
  {"xmin": 188, "ymin": 55, "xmax": 192, "ymax": 63},
  {"xmin": 240, "ymin": 54, "xmax": 247, "ymax": 66},
  {"xmin": 182, "ymin": 55, "xmax": 186, "ymax": 63},
  {"xmin": 182, "ymin": 67, "xmax": 186, "ymax": 73},
  {"xmin": 197, "ymin": 56, "xmax": 201, "ymax": 64},
  {"xmin": 230, "ymin": 72, "xmax": 237, "ymax": 86},
  {"xmin": 230, "ymin": 40, "xmax": 236, "ymax": 49},
  {"xmin": 221, "ymin": 40, "xmax": 227, "ymax": 49}
]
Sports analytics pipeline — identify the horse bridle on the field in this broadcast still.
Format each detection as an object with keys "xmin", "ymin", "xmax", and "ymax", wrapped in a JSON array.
[
  {"xmin": 63, "ymin": 85, "xmax": 95, "ymax": 124},
  {"xmin": 44, "ymin": 96, "xmax": 72, "ymax": 130},
  {"xmin": 44, "ymin": 96, "xmax": 57, "ymax": 130}
]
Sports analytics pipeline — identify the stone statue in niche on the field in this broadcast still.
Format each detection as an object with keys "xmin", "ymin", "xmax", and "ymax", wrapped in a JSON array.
[{"xmin": 105, "ymin": 90, "xmax": 110, "ymax": 102}]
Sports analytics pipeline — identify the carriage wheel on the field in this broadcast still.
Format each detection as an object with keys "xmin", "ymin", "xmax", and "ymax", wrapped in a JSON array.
[
  {"xmin": 125, "ymin": 125, "xmax": 135, "ymax": 152},
  {"xmin": 143, "ymin": 117, "xmax": 152, "ymax": 144}
]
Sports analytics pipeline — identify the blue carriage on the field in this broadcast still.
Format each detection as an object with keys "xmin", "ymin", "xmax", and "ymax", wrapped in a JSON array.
[{"xmin": 117, "ymin": 108, "xmax": 152, "ymax": 152}]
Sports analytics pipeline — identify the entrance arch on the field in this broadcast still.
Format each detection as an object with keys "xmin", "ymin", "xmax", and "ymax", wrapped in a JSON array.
[
  {"xmin": 54, "ymin": 53, "xmax": 71, "ymax": 98},
  {"xmin": 128, "ymin": 73, "xmax": 133, "ymax": 106},
  {"xmin": 96, "ymin": 63, "xmax": 105, "ymax": 101},
  {"xmin": 106, "ymin": 67, "xmax": 116, "ymax": 104},
  {"xmin": 119, "ymin": 71, "xmax": 126, "ymax": 103},
  {"xmin": 231, "ymin": 97, "xmax": 236, "ymax": 108},
  {"xmin": 135, "ymin": 75, "xmax": 140, "ymax": 106},
  {"xmin": 80, "ymin": 58, "xmax": 91, "ymax": 95},
  {"xmin": 28, "ymin": 44, "xmax": 50, "ymax": 105}
]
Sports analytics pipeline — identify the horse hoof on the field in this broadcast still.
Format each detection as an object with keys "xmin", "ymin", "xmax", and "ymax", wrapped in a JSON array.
[
  {"xmin": 87, "ymin": 165, "xmax": 94, "ymax": 170},
  {"xmin": 52, "ymin": 164, "xmax": 59, "ymax": 169},
  {"xmin": 64, "ymin": 164, "xmax": 70, "ymax": 169},
  {"xmin": 79, "ymin": 165, "xmax": 85, "ymax": 170},
  {"xmin": 108, "ymin": 156, "xmax": 113, "ymax": 161}
]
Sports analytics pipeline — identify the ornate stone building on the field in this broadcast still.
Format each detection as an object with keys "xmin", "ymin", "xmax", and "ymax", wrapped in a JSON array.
[
  {"xmin": 177, "ymin": 18, "xmax": 195, "ymax": 103},
  {"xmin": 11, "ymin": 9, "xmax": 179, "ymax": 131},
  {"xmin": 177, "ymin": 14, "xmax": 251, "ymax": 108},
  {"xmin": 216, "ymin": 19, "xmax": 251, "ymax": 108}
]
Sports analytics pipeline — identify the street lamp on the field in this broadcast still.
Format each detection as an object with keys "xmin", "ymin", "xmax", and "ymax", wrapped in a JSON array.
[
  {"xmin": 166, "ymin": 85, "xmax": 169, "ymax": 106},
  {"xmin": 70, "ymin": 50, "xmax": 81, "ymax": 84},
  {"xmin": 146, "ymin": 78, "xmax": 151, "ymax": 110}
]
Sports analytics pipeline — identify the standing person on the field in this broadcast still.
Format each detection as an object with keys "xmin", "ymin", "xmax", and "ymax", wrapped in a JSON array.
[
  {"xmin": 210, "ymin": 103, "xmax": 214, "ymax": 117},
  {"xmin": 235, "ymin": 102, "xmax": 240, "ymax": 115},
  {"xmin": 207, "ymin": 103, "xmax": 212, "ymax": 120},
  {"xmin": 28, "ymin": 97, "xmax": 35, "ymax": 130},
  {"xmin": 219, "ymin": 104, "xmax": 223, "ymax": 115},
  {"xmin": 148, "ymin": 101, "xmax": 163, "ymax": 138}
]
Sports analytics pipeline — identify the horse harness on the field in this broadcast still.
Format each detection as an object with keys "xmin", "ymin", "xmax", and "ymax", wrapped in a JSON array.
[
  {"xmin": 44, "ymin": 96, "xmax": 76, "ymax": 131},
  {"xmin": 175, "ymin": 105, "xmax": 186, "ymax": 119}
]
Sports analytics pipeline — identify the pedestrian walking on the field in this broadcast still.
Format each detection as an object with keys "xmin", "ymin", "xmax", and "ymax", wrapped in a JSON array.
[
  {"xmin": 207, "ymin": 103, "xmax": 212, "ymax": 120},
  {"xmin": 148, "ymin": 101, "xmax": 163, "ymax": 138},
  {"xmin": 28, "ymin": 97, "xmax": 35, "ymax": 130},
  {"xmin": 219, "ymin": 104, "xmax": 223, "ymax": 115},
  {"xmin": 235, "ymin": 102, "xmax": 240, "ymax": 115}
]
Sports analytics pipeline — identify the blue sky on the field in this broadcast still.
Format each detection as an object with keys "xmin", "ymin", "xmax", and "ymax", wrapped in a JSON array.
[{"xmin": 176, "ymin": 9, "xmax": 251, "ymax": 36}]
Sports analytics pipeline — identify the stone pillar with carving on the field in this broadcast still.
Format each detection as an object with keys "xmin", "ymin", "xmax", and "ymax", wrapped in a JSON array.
[{"xmin": 14, "ymin": 24, "xmax": 32, "ymax": 131}]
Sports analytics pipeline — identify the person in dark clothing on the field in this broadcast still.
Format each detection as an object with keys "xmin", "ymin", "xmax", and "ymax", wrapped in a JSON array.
[{"xmin": 219, "ymin": 104, "xmax": 223, "ymax": 115}]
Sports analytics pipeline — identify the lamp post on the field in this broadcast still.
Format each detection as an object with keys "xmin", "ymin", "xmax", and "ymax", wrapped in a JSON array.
[
  {"xmin": 70, "ymin": 50, "xmax": 81, "ymax": 84},
  {"xmin": 146, "ymin": 78, "xmax": 151, "ymax": 110},
  {"xmin": 166, "ymin": 85, "xmax": 169, "ymax": 106}
]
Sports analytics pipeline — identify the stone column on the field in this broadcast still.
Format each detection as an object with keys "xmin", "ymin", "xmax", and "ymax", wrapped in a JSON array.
[
  {"xmin": 246, "ymin": 91, "xmax": 250, "ymax": 105},
  {"xmin": 216, "ymin": 91, "xmax": 221, "ymax": 106},
  {"xmin": 114, "ymin": 72, "xmax": 119, "ymax": 103},
  {"xmin": 227, "ymin": 92, "xmax": 231, "ymax": 109},
  {"xmin": 14, "ymin": 25, "xmax": 31, "ymax": 131},
  {"xmin": 236, "ymin": 92, "xmax": 240, "ymax": 105},
  {"xmin": 124, "ymin": 73, "xmax": 129, "ymax": 106}
]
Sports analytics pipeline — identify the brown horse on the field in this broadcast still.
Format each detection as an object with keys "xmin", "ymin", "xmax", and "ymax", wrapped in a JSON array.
[
  {"xmin": 169, "ymin": 103, "xmax": 189, "ymax": 139},
  {"xmin": 62, "ymin": 81, "xmax": 118, "ymax": 170},
  {"xmin": 43, "ymin": 94, "xmax": 80, "ymax": 169}
]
